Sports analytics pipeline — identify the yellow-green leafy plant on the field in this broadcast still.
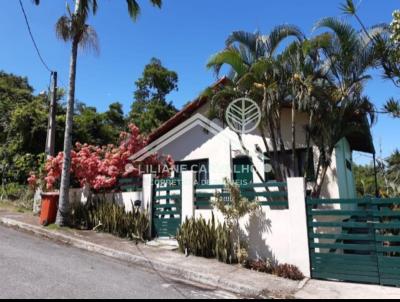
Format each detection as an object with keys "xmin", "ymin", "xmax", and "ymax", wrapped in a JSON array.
[
  {"xmin": 177, "ymin": 214, "xmax": 216, "ymax": 258},
  {"xmin": 215, "ymin": 222, "xmax": 234, "ymax": 264},
  {"xmin": 213, "ymin": 179, "xmax": 260, "ymax": 265}
]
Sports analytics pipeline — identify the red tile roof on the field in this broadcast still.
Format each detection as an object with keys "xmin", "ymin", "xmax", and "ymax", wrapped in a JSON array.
[{"xmin": 147, "ymin": 77, "xmax": 228, "ymax": 143}]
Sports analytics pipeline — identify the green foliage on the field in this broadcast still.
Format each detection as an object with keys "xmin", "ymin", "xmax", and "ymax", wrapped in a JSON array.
[
  {"xmin": 354, "ymin": 150, "xmax": 400, "ymax": 197},
  {"xmin": 384, "ymin": 98, "xmax": 400, "ymax": 118},
  {"xmin": 68, "ymin": 197, "xmax": 150, "ymax": 242},
  {"xmin": 215, "ymin": 222, "xmax": 235, "ymax": 264},
  {"xmin": 73, "ymin": 103, "xmax": 125, "ymax": 146},
  {"xmin": 0, "ymin": 183, "xmax": 34, "ymax": 210},
  {"xmin": 129, "ymin": 58, "xmax": 178, "ymax": 134},
  {"xmin": 176, "ymin": 214, "xmax": 235, "ymax": 263},
  {"xmin": 177, "ymin": 215, "xmax": 216, "ymax": 258},
  {"xmin": 0, "ymin": 71, "xmax": 127, "ymax": 187}
]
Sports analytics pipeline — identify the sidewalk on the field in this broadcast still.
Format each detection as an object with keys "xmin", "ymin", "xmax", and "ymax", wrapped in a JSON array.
[{"xmin": 1, "ymin": 209, "xmax": 400, "ymax": 299}]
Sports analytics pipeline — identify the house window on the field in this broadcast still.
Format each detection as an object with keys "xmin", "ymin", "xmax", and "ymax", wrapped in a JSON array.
[
  {"xmin": 232, "ymin": 156, "xmax": 254, "ymax": 185},
  {"xmin": 175, "ymin": 159, "xmax": 209, "ymax": 184},
  {"xmin": 264, "ymin": 149, "xmax": 315, "ymax": 181}
]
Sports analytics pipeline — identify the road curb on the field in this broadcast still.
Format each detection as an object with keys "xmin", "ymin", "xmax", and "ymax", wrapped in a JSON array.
[{"xmin": 0, "ymin": 217, "xmax": 295, "ymax": 299}]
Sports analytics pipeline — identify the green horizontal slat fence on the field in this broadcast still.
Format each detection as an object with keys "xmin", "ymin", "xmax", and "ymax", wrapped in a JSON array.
[
  {"xmin": 307, "ymin": 197, "xmax": 400, "ymax": 287},
  {"xmin": 152, "ymin": 178, "xmax": 182, "ymax": 238},
  {"xmin": 194, "ymin": 182, "xmax": 288, "ymax": 209}
]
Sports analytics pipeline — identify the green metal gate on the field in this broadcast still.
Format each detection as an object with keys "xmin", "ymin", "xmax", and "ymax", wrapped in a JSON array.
[
  {"xmin": 152, "ymin": 178, "xmax": 182, "ymax": 238},
  {"xmin": 307, "ymin": 197, "xmax": 400, "ymax": 286}
]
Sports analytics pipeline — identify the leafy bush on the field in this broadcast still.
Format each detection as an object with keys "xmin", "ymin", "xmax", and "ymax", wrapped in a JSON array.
[
  {"xmin": 68, "ymin": 196, "xmax": 150, "ymax": 242},
  {"xmin": 247, "ymin": 260, "xmax": 304, "ymax": 281},
  {"xmin": 177, "ymin": 215, "xmax": 216, "ymax": 258},
  {"xmin": 274, "ymin": 264, "xmax": 304, "ymax": 281},
  {"xmin": 177, "ymin": 214, "xmax": 235, "ymax": 263},
  {"xmin": 0, "ymin": 183, "xmax": 34, "ymax": 210},
  {"xmin": 213, "ymin": 179, "xmax": 259, "ymax": 264}
]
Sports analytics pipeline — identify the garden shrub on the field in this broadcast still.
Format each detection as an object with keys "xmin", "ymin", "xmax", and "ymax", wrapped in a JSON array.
[
  {"xmin": 247, "ymin": 259, "xmax": 304, "ymax": 281},
  {"xmin": 215, "ymin": 222, "xmax": 235, "ymax": 264},
  {"xmin": 274, "ymin": 264, "xmax": 305, "ymax": 281},
  {"xmin": 68, "ymin": 196, "xmax": 150, "ymax": 242},
  {"xmin": 177, "ymin": 214, "xmax": 235, "ymax": 263},
  {"xmin": 177, "ymin": 215, "xmax": 216, "ymax": 258},
  {"xmin": 0, "ymin": 183, "xmax": 34, "ymax": 210}
]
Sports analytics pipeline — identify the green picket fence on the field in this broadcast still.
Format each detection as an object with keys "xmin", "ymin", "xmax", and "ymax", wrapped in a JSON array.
[
  {"xmin": 307, "ymin": 197, "xmax": 400, "ymax": 286},
  {"xmin": 194, "ymin": 182, "xmax": 288, "ymax": 209}
]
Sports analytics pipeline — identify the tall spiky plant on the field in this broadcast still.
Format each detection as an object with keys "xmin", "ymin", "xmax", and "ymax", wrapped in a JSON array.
[{"xmin": 33, "ymin": 0, "xmax": 163, "ymax": 226}]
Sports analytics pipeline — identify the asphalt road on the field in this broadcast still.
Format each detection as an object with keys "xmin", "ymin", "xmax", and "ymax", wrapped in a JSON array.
[{"xmin": 0, "ymin": 225, "xmax": 239, "ymax": 299}]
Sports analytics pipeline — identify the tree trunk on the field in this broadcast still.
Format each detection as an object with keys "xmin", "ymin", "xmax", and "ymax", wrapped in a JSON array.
[
  {"xmin": 313, "ymin": 165, "xmax": 329, "ymax": 198},
  {"xmin": 291, "ymin": 98, "xmax": 297, "ymax": 177},
  {"xmin": 56, "ymin": 37, "xmax": 79, "ymax": 226}
]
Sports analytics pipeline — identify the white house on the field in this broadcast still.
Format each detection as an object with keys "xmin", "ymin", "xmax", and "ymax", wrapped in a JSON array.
[{"xmin": 136, "ymin": 79, "xmax": 374, "ymax": 199}]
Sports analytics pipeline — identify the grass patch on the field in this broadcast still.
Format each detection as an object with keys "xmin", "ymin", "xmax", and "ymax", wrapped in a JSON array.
[
  {"xmin": 45, "ymin": 223, "xmax": 73, "ymax": 233},
  {"xmin": 0, "ymin": 200, "xmax": 32, "ymax": 214}
]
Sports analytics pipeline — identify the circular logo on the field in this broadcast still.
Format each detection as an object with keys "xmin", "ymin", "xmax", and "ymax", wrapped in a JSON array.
[{"xmin": 225, "ymin": 98, "xmax": 261, "ymax": 134}]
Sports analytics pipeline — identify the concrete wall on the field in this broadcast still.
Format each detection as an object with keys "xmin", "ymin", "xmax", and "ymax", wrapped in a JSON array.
[
  {"xmin": 181, "ymin": 176, "xmax": 311, "ymax": 277},
  {"xmin": 69, "ymin": 188, "xmax": 143, "ymax": 213}
]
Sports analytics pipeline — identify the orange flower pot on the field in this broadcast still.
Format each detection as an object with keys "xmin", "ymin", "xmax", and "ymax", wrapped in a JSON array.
[{"xmin": 40, "ymin": 192, "xmax": 59, "ymax": 226}]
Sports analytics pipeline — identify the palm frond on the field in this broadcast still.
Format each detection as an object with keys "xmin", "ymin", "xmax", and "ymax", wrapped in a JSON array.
[
  {"xmin": 55, "ymin": 15, "xmax": 72, "ymax": 42},
  {"xmin": 384, "ymin": 98, "xmax": 400, "ymax": 118},
  {"xmin": 207, "ymin": 47, "xmax": 249, "ymax": 78},
  {"xmin": 126, "ymin": 0, "xmax": 141, "ymax": 21},
  {"xmin": 225, "ymin": 31, "xmax": 261, "ymax": 56},
  {"xmin": 125, "ymin": 0, "xmax": 162, "ymax": 21},
  {"xmin": 80, "ymin": 25, "xmax": 100, "ymax": 55},
  {"xmin": 340, "ymin": 0, "xmax": 356, "ymax": 16},
  {"xmin": 266, "ymin": 24, "xmax": 305, "ymax": 56}
]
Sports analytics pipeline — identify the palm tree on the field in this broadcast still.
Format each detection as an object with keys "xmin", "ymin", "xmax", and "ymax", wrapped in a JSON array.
[
  {"xmin": 33, "ymin": 0, "xmax": 162, "ymax": 226},
  {"xmin": 309, "ymin": 18, "xmax": 378, "ymax": 196},
  {"xmin": 340, "ymin": 0, "xmax": 400, "ymax": 119},
  {"xmin": 206, "ymin": 26, "xmax": 305, "ymax": 181}
]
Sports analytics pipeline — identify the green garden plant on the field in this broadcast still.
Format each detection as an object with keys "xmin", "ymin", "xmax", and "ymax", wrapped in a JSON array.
[
  {"xmin": 68, "ymin": 196, "xmax": 150, "ymax": 243},
  {"xmin": 176, "ymin": 214, "xmax": 235, "ymax": 263},
  {"xmin": 213, "ymin": 179, "xmax": 260, "ymax": 265}
]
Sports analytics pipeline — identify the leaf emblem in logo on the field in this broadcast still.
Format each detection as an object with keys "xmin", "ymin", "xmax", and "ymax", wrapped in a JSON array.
[{"xmin": 225, "ymin": 98, "xmax": 261, "ymax": 134}]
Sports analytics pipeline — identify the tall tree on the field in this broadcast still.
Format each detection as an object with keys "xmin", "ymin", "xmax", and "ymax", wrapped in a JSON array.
[
  {"xmin": 309, "ymin": 18, "xmax": 377, "ymax": 196},
  {"xmin": 341, "ymin": 0, "xmax": 400, "ymax": 118},
  {"xmin": 129, "ymin": 58, "xmax": 178, "ymax": 134},
  {"xmin": 33, "ymin": 0, "xmax": 163, "ymax": 226},
  {"xmin": 206, "ymin": 26, "xmax": 305, "ymax": 181}
]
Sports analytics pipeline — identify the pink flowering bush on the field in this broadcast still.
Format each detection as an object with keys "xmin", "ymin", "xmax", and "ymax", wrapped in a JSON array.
[{"xmin": 35, "ymin": 124, "xmax": 173, "ymax": 191}]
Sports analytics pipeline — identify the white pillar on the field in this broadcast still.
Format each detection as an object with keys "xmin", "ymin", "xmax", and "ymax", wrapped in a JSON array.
[
  {"xmin": 287, "ymin": 177, "xmax": 311, "ymax": 278},
  {"xmin": 143, "ymin": 174, "xmax": 153, "ymax": 237},
  {"xmin": 181, "ymin": 171, "xmax": 195, "ymax": 222}
]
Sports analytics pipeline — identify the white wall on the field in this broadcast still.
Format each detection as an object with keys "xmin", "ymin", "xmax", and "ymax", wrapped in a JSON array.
[
  {"xmin": 69, "ymin": 189, "xmax": 143, "ymax": 213},
  {"xmin": 192, "ymin": 178, "xmax": 311, "ymax": 277},
  {"xmin": 158, "ymin": 107, "xmax": 342, "ymax": 199}
]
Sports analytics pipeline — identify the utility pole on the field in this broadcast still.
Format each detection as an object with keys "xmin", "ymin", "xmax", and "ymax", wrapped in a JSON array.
[
  {"xmin": 45, "ymin": 71, "xmax": 57, "ymax": 158},
  {"xmin": 373, "ymin": 152, "xmax": 380, "ymax": 198}
]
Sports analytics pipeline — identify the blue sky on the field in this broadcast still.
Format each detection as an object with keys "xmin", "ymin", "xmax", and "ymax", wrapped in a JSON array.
[{"xmin": 0, "ymin": 0, "xmax": 399, "ymax": 164}]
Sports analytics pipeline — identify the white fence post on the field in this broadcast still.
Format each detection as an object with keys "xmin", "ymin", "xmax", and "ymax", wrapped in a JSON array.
[
  {"xmin": 287, "ymin": 177, "xmax": 311, "ymax": 278},
  {"xmin": 181, "ymin": 171, "xmax": 195, "ymax": 223},
  {"xmin": 143, "ymin": 174, "xmax": 154, "ymax": 238}
]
